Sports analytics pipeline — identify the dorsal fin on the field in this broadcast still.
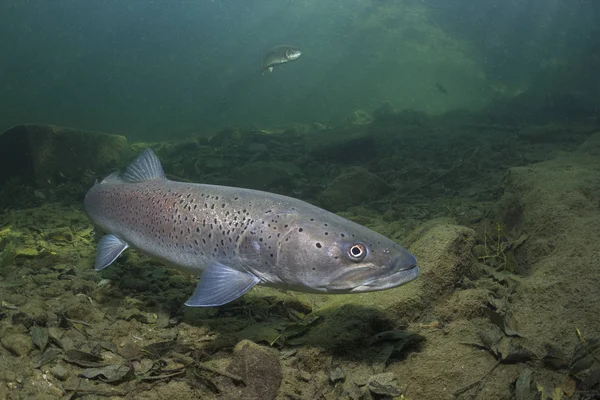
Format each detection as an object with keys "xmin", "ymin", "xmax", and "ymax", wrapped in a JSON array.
[
  {"xmin": 122, "ymin": 148, "xmax": 166, "ymax": 183},
  {"xmin": 100, "ymin": 171, "xmax": 123, "ymax": 184}
]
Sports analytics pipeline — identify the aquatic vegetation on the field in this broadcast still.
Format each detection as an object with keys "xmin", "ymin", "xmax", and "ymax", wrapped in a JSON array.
[{"xmin": 476, "ymin": 221, "xmax": 526, "ymax": 274}]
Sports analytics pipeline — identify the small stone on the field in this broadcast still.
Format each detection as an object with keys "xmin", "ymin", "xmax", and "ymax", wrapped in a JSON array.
[
  {"xmin": 119, "ymin": 341, "xmax": 143, "ymax": 360},
  {"xmin": 298, "ymin": 370, "xmax": 312, "ymax": 382},
  {"xmin": 49, "ymin": 364, "xmax": 70, "ymax": 381},
  {"xmin": 118, "ymin": 309, "xmax": 158, "ymax": 324},
  {"xmin": 367, "ymin": 372, "xmax": 402, "ymax": 397},
  {"xmin": 330, "ymin": 366, "xmax": 346, "ymax": 383},
  {"xmin": 14, "ymin": 247, "xmax": 39, "ymax": 258},
  {"xmin": 225, "ymin": 340, "xmax": 283, "ymax": 400},
  {"xmin": 133, "ymin": 358, "xmax": 154, "ymax": 376},
  {"xmin": 343, "ymin": 109, "xmax": 373, "ymax": 126},
  {"xmin": 1, "ymin": 333, "xmax": 34, "ymax": 356},
  {"xmin": 46, "ymin": 227, "xmax": 74, "ymax": 243},
  {"xmin": 48, "ymin": 327, "xmax": 64, "ymax": 342},
  {"xmin": 97, "ymin": 279, "xmax": 112, "ymax": 288}
]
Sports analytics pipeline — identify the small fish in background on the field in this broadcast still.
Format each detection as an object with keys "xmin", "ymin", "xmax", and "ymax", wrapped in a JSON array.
[
  {"xmin": 261, "ymin": 45, "xmax": 302, "ymax": 75},
  {"xmin": 435, "ymin": 82, "xmax": 448, "ymax": 95},
  {"xmin": 84, "ymin": 149, "xmax": 419, "ymax": 307}
]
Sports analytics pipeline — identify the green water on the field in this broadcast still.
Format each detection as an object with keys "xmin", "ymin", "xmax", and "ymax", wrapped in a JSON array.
[{"xmin": 0, "ymin": 0, "xmax": 598, "ymax": 139}]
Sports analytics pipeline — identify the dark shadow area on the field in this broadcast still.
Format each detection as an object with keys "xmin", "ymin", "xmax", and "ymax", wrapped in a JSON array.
[{"xmin": 0, "ymin": 126, "xmax": 35, "ymax": 188}]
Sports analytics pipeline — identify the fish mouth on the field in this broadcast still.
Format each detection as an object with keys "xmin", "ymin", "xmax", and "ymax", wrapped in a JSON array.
[
  {"xmin": 348, "ymin": 264, "xmax": 420, "ymax": 292},
  {"xmin": 287, "ymin": 51, "xmax": 302, "ymax": 60},
  {"xmin": 324, "ymin": 255, "xmax": 419, "ymax": 293}
]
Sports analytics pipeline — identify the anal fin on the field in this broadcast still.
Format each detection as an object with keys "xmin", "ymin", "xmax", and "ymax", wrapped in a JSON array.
[
  {"xmin": 95, "ymin": 234, "xmax": 129, "ymax": 271},
  {"xmin": 185, "ymin": 261, "xmax": 260, "ymax": 307}
]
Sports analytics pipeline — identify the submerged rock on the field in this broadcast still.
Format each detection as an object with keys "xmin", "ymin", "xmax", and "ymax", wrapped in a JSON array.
[
  {"xmin": 0, "ymin": 124, "xmax": 128, "ymax": 189},
  {"xmin": 225, "ymin": 340, "xmax": 282, "ymax": 400},
  {"xmin": 368, "ymin": 372, "xmax": 402, "ymax": 396},
  {"xmin": 343, "ymin": 109, "xmax": 373, "ymax": 126},
  {"xmin": 1, "ymin": 333, "xmax": 33, "ymax": 356},
  {"xmin": 319, "ymin": 166, "xmax": 391, "ymax": 211}
]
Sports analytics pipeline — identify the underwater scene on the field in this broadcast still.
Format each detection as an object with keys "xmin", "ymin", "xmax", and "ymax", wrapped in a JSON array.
[{"xmin": 1, "ymin": 0, "xmax": 600, "ymax": 399}]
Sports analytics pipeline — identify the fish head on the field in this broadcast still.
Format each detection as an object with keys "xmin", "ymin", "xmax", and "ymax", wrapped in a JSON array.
[
  {"xmin": 276, "ymin": 215, "xmax": 419, "ymax": 294},
  {"xmin": 285, "ymin": 47, "xmax": 302, "ymax": 61}
]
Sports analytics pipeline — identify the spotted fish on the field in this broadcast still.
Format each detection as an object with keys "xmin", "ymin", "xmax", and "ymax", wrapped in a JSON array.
[
  {"xmin": 84, "ymin": 149, "xmax": 419, "ymax": 307},
  {"xmin": 261, "ymin": 45, "xmax": 302, "ymax": 74}
]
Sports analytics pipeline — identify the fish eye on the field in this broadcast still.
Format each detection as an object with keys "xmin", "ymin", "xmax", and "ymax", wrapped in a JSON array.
[{"xmin": 347, "ymin": 243, "xmax": 367, "ymax": 262}]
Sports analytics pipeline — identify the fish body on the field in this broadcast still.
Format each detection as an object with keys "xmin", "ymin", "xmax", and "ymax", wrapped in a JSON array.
[
  {"xmin": 84, "ymin": 149, "xmax": 419, "ymax": 306},
  {"xmin": 261, "ymin": 45, "xmax": 302, "ymax": 74},
  {"xmin": 435, "ymin": 82, "xmax": 448, "ymax": 95}
]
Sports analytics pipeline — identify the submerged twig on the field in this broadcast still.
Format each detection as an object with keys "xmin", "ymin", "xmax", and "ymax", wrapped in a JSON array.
[
  {"xmin": 453, "ymin": 360, "xmax": 501, "ymax": 397},
  {"xmin": 196, "ymin": 362, "xmax": 244, "ymax": 383}
]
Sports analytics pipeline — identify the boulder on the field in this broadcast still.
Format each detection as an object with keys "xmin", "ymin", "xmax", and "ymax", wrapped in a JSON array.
[{"xmin": 0, "ymin": 124, "xmax": 128, "ymax": 188}]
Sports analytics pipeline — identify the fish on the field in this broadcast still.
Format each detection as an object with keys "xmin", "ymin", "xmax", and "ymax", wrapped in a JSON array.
[
  {"xmin": 261, "ymin": 45, "xmax": 302, "ymax": 74},
  {"xmin": 84, "ymin": 149, "xmax": 419, "ymax": 307},
  {"xmin": 435, "ymin": 82, "xmax": 448, "ymax": 95}
]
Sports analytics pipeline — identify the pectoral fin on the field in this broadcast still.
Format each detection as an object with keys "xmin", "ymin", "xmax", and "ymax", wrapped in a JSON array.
[
  {"xmin": 185, "ymin": 261, "xmax": 260, "ymax": 307},
  {"xmin": 94, "ymin": 234, "xmax": 129, "ymax": 271}
]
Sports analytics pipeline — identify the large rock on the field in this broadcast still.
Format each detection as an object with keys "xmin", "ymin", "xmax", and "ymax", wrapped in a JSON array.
[{"xmin": 0, "ymin": 124, "xmax": 128, "ymax": 188}]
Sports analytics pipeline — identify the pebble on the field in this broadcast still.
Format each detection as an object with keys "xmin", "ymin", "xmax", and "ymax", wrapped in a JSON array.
[{"xmin": 1, "ymin": 333, "xmax": 33, "ymax": 356}]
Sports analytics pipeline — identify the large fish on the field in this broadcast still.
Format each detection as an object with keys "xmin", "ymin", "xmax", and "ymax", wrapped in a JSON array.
[
  {"xmin": 84, "ymin": 149, "xmax": 419, "ymax": 307},
  {"xmin": 261, "ymin": 45, "xmax": 302, "ymax": 74}
]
